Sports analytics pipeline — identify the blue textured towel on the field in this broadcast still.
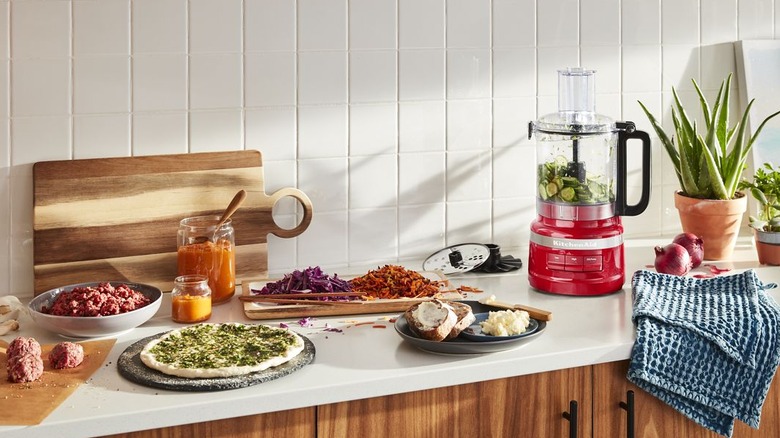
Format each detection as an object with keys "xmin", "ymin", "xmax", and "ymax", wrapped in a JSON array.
[{"xmin": 629, "ymin": 269, "xmax": 780, "ymax": 437}]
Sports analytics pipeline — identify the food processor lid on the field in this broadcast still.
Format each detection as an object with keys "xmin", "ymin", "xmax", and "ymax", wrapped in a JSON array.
[{"xmin": 531, "ymin": 67, "xmax": 616, "ymax": 135}]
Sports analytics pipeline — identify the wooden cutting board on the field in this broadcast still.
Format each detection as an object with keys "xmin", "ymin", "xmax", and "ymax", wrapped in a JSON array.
[
  {"xmin": 241, "ymin": 272, "xmax": 458, "ymax": 320},
  {"xmin": 33, "ymin": 150, "xmax": 312, "ymax": 294},
  {"xmin": 0, "ymin": 338, "xmax": 116, "ymax": 425}
]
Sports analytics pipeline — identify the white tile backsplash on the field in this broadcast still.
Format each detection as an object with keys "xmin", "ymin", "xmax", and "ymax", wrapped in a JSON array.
[
  {"xmin": 298, "ymin": 0, "xmax": 347, "ymax": 51},
  {"xmin": 132, "ymin": 54, "xmax": 187, "ymax": 111},
  {"xmin": 245, "ymin": 107, "xmax": 297, "ymax": 161},
  {"xmin": 245, "ymin": 52, "xmax": 296, "ymax": 107},
  {"xmin": 446, "ymin": 0, "xmax": 491, "ymax": 48},
  {"xmin": 297, "ymin": 105, "xmax": 347, "ymax": 159},
  {"xmin": 446, "ymin": 49, "xmax": 492, "ymax": 99},
  {"xmin": 581, "ymin": 0, "xmax": 620, "ymax": 46},
  {"xmin": 492, "ymin": 48, "xmax": 536, "ymax": 98},
  {"xmin": 297, "ymin": 52, "xmax": 347, "ymax": 105},
  {"xmin": 245, "ymin": 0, "xmax": 296, "ymax": 52},
  {"xmin": 621, "ymin": 0, "xmax": 661, "ymax": 45},
  {"xmin": 73, "ymin": 56, "xmax": 130, "ymax": 114},
  {"xmin": 398, "ymin": 202, "xmax": 445, "ymax": 259},
  {"xmin": 349, "ymin": 103, "xmax": 397, "ymax": 156},
  {"xmin": 398, "ymin": 101, "xmax": 446, "ymax": 152},
  {"xmin": 702, "ymin": 0, "xmax": 738, "ymax": 45},
  {"xmin": 189, "ymin": 54, "xmax": 242, "ymax": 109},
  {"xmin": 0, "ymin": 2, "xmax": 7, "ymax": 60},
  {"xmin": 73, "ymin": 114, "xmax": 130, "ymax": 159},
  {"xmin": 349, "ymin": 207, "xmax": 398, "ymax": 263},
  {"xmin": 12, "ymin": 58, "xmax": 71, "ymax": 117},
  {"xmin": 738, "ymin": 0, "xmax": 775, "ymax": 40},
  {"xmin": 349, "ymin": 154, "xmax": 397, "ymax": 209},
  {"xmin": 662, "ymin": 0, "xmax": 699, "ymax": 44},
  {"xmin": 537, "ymin": 0, "xmax": 579, "ymax": 47},
  {"xmin": 399, "ymin": 50, "xmax": 445, "ymax": 101},
  {"xmin": 349, "ymin": 0, "xmax": 397, "ymax": 50},
  {"xmin": 132, "ymin": 0, "xmax": 187, "ymax": 55},
  {"xmin": 399, "ymin": 151, "xmax": 445, "ymax": 205},
  {"xmin": 189, "ymin": 110, "xmax": 243, "ymax": 152},
  {"xmin": 189, "ymin": 0, "xmax": 242, "ymax": 54},
  {"xmin": 0, "ymin": 0, "xmax": 777, "ymax": 296},
  {"xmin": 73, "ymin": 0, "xmax": 130, "ymax": 56},
  {"xmin": 492, "ymin": 0, "xmax": 535, "ymax": 48},
  {"xmin": 132, "ymin": 112, "xmax": 188, "ymax": 156},
  {"xmin": 399, "ymin": 0, "xmax": 445, "ymax": 49},
  {"xmin": 11, "ymin": 1, "xmax": 70, "ymax": 58},
  {"xmin": 349, "ymin": 51, "xmax": 397, "ymax": 103},
  {"xmin": 446, "ymin": 99, "xmax": 492, "ymax": 151}
]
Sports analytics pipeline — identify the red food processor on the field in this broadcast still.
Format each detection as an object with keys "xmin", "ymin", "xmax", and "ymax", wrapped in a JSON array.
[{"xmin": 527, "ymin": 68, "xmax": 651, "ymax": 296}]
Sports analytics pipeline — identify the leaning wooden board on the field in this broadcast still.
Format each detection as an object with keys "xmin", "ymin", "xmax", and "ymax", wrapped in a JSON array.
[{"xmin": 33, "ymin": 150, "xmax": 312, "ymax": 294}]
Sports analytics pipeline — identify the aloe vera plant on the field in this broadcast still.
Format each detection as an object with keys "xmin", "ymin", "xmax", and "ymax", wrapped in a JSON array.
[{"xmin": 638, "ymin": 73, "xmax": 780, "ymax": 200}]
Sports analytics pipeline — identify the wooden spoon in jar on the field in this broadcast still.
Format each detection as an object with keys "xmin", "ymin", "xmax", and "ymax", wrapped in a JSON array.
[{"xmin": 193, "ymin": 190, "xmax": 247, "ymax": 244}]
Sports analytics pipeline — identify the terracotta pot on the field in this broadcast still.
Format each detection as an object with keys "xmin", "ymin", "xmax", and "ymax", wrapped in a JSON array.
[
  {"xmin": 674, "ymin": 191, "xmax": 747, "ymax": 260},
  {"xmin": 754, "ymin": 228, "xmax": 780, "ymax": 265}
]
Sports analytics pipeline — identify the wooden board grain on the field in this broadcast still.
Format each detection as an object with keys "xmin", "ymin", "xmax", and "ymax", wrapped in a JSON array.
[
  {"xmin": 0, "ymin": 338, "xmax": 116, "ymax": 426},
  {"xmin": 33, "ymin": 150, "xmax": 312, "ymax": 294}
]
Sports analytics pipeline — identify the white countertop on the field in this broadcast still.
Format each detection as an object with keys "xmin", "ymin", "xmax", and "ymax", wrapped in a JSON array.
[{"xmin": 2, "ymin": 238, "xmax": 778, "ymax": 437}]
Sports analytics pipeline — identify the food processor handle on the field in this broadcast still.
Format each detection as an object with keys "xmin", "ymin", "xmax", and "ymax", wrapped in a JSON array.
[{"xmin": 615, "ymin": 122, "xmax": 651, "ymax": 217}]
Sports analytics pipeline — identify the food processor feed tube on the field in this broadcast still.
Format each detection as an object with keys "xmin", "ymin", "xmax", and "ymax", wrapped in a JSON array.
[{"xmin": 527, "ymin": 68, "xmax": 651, "ymax": 296}]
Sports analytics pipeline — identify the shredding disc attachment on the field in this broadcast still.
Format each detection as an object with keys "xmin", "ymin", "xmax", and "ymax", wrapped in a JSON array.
[{"xmin": 422, "ymin": 243, "xmax": 491, "ymax": 274}]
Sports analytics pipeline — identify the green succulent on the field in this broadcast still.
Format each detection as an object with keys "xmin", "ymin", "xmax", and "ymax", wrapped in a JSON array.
[
  {"xmin": 739, "ymin": 162, "xmax": 780, "ymax": 232},
  {"xmin": 638, "ymin": 73, "xmax": 780, "ymax": 200}
]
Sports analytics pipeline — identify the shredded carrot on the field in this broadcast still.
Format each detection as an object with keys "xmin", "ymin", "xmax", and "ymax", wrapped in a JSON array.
[
  {"xmin": 349, "ymin": 265, "xmax": 442, "ymax": 299},
  {"xmin": 372, "ymin": 325, "xmax": 386, "ymax": 329},
  {"xmin": 457, "ymin": 285, "xmax": 482, "ymax": 293},
  {"xmin": 352, "ymin": 322, "xmax": 374, "ymax": 327}
]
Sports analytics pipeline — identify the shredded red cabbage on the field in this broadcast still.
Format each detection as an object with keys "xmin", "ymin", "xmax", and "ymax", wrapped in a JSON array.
[{"xmin": 251, "ymin": 266, "xmax": 353, "ymax": 301}]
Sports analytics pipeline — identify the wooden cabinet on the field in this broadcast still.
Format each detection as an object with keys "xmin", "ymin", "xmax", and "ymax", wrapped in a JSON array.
[
  {"xmin": 593, "ymin": 360, "xmax": 780, "ymax": 438},
  {"xmin": 104, "ymin": 407, "xmax": 316, "ymax": 438},
  {"xmin": 317, "ymin": 367, "xmax": 592, "ymax": 438},
  {"xmin": 103, "ymin": 360, "xmax": 779, "ymax": 438}
]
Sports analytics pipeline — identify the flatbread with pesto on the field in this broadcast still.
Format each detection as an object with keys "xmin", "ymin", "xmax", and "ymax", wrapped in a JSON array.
[{"xmin": 140, "ymin": 323, "xmax": 304, "ymax": 378}]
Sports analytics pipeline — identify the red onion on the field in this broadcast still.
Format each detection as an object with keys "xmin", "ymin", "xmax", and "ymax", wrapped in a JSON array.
[
  {"xmin": 654, "ymin": 243, "xmax": 693, "ymax": 276},
  {"xmin": 672, "ymin": 232, "xmax": 704, "ymax": 268}
]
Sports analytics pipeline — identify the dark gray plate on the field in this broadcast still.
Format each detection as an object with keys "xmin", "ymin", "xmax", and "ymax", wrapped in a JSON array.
[
  {"xmin": 394, "ymin": 300, "xmax": 546, "ymax": 354},
  {"xmin": 118, "ymin": 330, "xmax": 315, "ymax": 392}
]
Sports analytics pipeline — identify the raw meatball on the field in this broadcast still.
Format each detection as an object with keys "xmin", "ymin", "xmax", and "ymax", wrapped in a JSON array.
[
  {"xmin": 6, "ymin": 337, "xmax": 45, "ymax": 384},
  {"xmin": 7, "ymin": 337, "xmax": 42, "ymax": 359},
  {"xmin": 8, "ymin": 354, "xmax": 44, "ymax": 383},
  {"xmin": 49, "ymin": 342, "xmax": 84, "ymax": 369}
]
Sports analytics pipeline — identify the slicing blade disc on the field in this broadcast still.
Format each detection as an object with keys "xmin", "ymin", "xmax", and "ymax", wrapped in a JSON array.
[{"xmin": 422, "ymin": 243, "xmax": 491, "ymax": 274}]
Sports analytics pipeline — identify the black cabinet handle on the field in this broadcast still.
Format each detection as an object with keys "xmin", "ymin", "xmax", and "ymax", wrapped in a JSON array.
[
  {"xmin": 562, "ymin": 400, "xmax": 578, "ymax": 438},
  {"xmin": 619, "ymin": 390, "xmax": 635, "ymax": 438}
]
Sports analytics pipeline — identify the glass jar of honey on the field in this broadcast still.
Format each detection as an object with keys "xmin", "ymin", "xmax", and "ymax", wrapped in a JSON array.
[
  {"xmin": 177, "ymin": 215, "xmax": 236, "ymax": 304},
  {"xmin": 171, "ymin": 275, "xmax": 212, "ymax": 323}
]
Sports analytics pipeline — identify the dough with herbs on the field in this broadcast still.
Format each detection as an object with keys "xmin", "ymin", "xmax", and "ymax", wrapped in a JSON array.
[{"xmin": 140, "ymin": 323, "xmax": 304, "ymax": 378}]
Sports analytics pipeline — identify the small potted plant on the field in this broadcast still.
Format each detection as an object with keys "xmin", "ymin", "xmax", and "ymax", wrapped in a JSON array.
[
  {"xmin": 739, "ymin": 162, "xmax": 780, "ymax": 265},
  {"xmin": 638, "ymin": 73, "xmax": 780, "ymax": 260}
]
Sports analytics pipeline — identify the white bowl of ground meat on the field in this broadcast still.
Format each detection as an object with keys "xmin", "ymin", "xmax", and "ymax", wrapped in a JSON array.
[{"xmin": 28, "ymin": 281, "xmax": 162, "ymax": 338}]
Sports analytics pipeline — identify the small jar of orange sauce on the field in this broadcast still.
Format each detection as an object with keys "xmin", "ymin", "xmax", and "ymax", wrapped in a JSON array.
[
  {"xmin": 171, "ymin": 275, "xmax": 212, "ymax": 323},
  {"xmin": 177, "ymin": 215, "xmax": 236, "ymax": 304}
]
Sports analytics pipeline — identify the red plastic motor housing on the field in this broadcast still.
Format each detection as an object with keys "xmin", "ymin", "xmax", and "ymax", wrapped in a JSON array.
[{"xmin": 528, "ymin": 214, "xmax": 625, "ymax": 296}]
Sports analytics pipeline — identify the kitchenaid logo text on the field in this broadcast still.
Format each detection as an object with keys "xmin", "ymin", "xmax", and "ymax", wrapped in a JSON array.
[
  {"xmin": 552, "ymin": 239, "xmax": 598, "ymax": 249},
  {"xmin": 530, "ymin": 233, "xmax": 623, "ymax": 250}
]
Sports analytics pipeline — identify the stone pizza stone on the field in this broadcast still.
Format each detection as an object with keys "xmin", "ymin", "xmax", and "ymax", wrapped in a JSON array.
[{"xmin": 117, "ymin": 331, "xmax": 315, "ymax": 392}]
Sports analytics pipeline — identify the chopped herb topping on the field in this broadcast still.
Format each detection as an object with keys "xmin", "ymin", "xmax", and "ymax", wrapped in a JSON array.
[{"xmin": 149, "ymin": 323, "xmax": 298, "ymax": 369}]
